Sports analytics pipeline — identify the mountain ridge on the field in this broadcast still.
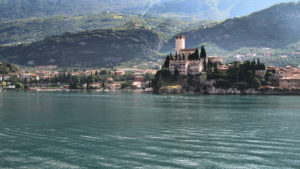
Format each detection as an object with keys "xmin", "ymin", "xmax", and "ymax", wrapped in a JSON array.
[
  {"xmin": 163, "ymin": 2, "xmax": 300, "ymax": 51},
  {"xmin": 0, "ymin": 0, "xmax": 293, "ymax": 21}
]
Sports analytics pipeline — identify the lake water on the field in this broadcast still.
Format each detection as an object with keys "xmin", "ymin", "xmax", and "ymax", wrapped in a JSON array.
[{"xmin": 0, "ymin": 91, "xmax": 300, "ymax": 169}]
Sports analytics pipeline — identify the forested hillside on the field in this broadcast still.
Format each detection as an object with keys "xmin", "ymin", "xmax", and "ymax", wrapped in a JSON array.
[
  {"xmin": 0, "ymin": 29, "xmax": 161, "ymax": 67},
  {"xmin": 1, "ymin": 1, "xmax": 300, "ymax": 67},
  {"xmin": 0, "ymin": 13, "xmax": 207, "ymax": 46},
  {"xmin": 0, "ymin": 0, "xmax": 159, "ymax": 21}
]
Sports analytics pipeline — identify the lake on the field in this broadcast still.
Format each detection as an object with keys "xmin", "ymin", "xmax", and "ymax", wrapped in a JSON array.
[{"xmin": 0, "ymin": 91, "xmax": 300, "ymax": 168}]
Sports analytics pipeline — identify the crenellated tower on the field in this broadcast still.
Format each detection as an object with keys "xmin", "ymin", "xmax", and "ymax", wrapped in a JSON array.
[{"xmin": 175, "ymin": 35, "xmax": 185, "ymax": 53}]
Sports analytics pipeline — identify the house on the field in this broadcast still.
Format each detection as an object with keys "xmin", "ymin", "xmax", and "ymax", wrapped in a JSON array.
[
  {"xmin": 88, "ymin": 83, "xmax": 101, "ymax": 89},
  {"xmin": 279, "ymin": 75, "xmax": 300, "ymax": 89},
  {"xmin": 107, "ymin": 77, "xmax": 113, "ymax": 82},
  {"xmin": 217, "ymin": 65, "xmax": 229, "ymax": 72},
  {"xmin": 21, "ymin": 73, "xmax": 39, "ymax": 81},
  {"xmin": 134, "ymin": 76, "xmax": 144, "ymax": 82},
  {"xmin": 110, "ymin": 70, "xmax": 125, "ymax": 76},
  {"xmin": 143, "ymin": 69, "xmax": 157, "ymax": 75},
  {"xmin": 132, "ymin": 82, "xmax": 142, "ymax": 89},
  {"xmin": 109, "ymin": 82, "xmax": 122, "ymax": 90},
  {"xmin": 208, "ymin": 56, "xmax": 223, "ymax": 64},
  {"xmin": 36, "ymin": 71, "xmax": 52, "ymax": 76}
]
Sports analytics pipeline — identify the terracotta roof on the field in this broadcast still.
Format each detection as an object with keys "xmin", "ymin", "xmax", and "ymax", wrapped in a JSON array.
[{"xmin": 281, "ymin": 75, "xmax": 300, "ymax": 80}]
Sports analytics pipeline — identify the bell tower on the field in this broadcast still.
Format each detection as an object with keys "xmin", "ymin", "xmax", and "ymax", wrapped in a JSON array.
[{"xmin": 175, "ymin": 35, "xmax": 185, "ymax": 53}]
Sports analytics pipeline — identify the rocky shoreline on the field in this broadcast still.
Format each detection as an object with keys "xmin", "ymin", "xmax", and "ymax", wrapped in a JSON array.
[{"xmin": 158, "ymin": 85, "xmax": 300, "ymax": 95}]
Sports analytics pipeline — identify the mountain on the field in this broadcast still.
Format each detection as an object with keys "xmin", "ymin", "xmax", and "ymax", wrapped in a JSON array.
[
  {"xmin": 164, "ymin": 2, "xmax": 300, "ymax": 50},
  {"xmin": 0, "ymin": 0, "xmax": 293, "ymax": 21},
  {"xmin": 0, "ymin": 0, "xmax": 161, "ymax": 21},
  {"xmin": 0, "ymin": 29, "xmax": 161, "ymax": 67},
  {"xmin": 147, "ymin": 0, "xmax": 293, "ymax": 19},
  {"xmin": 0, "ymin": 13, "xmax": 207, "ymax": 46},
  {"xmin": 2, "ymin": 1, "xmax": 300, "ymax": 67}
]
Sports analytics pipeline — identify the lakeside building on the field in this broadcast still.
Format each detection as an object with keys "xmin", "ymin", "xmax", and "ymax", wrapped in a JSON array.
[
  {"xmin": 280, "ymin": 75, "xmax": 300, "ymax": 89},
  {"xmin": 169, "ymin": 35, "xmax": 204, "ymax": 75},
  {"xmin": 265, "ymin": 65, "xmax": 300, "ymax": 89},
  {"xmin": 169, "ymin": 35, "xmax": 222, "ymax": 76}
]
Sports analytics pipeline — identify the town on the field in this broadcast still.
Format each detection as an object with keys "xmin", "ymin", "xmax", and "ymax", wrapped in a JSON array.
[
  {"xmin": 0, "ymin": 64, "xmax": 157, "ymax": 92},
  {"xmin": 1, "ymin": 35, "xmax": 300, "ymax": 93}
]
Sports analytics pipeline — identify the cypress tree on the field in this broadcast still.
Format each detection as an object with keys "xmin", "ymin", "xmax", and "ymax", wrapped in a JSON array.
[
  {"xmin": 163, "ymin": 55, "xmax": 170, "ymax": 68},
  {"xmin": 195, "ymin": 48, "xmax": 200, "ymax": 59},
  {"xmin": 200, "ymin": 46, "xmax": 206, "ymax": 59}
]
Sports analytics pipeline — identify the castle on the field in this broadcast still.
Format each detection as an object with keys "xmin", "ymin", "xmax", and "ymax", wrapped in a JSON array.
[
  {"xmin": 169, "ymin": 35, "xmax": 223, "ymax": 76},
  {"xmin": 169, "ymin": 35, "xmax": 204, "ymax": 75}
]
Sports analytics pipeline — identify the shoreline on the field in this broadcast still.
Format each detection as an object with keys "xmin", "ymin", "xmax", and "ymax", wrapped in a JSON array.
[{"xmin": 2, "ymin": 88, "xmax": 300, "ymax": 96}]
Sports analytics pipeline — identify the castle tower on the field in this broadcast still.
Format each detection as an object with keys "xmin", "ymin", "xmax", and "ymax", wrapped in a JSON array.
[{"xmin": 175, "ymin": 35, "xmax": 185, "ymax": 53}]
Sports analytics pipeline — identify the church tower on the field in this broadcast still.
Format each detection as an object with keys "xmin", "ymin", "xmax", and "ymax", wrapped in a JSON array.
[{"xmin": 175, "ymin": 35, "xmax": 185, "ymax": 53}]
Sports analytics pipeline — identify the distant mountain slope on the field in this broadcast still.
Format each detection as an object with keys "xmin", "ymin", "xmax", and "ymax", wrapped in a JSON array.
[
  {"xmin": 0, "ymin": 0, "xmax": 160, "ymax": 21},
  {"xmin": 147, "ymin": 0, "xmax": 293, "ymax": 19},
  {"xmin": 0, "ymin": 13, "xmax": 207, "ymax": 46},
  {"xmin": 163, "ymin": 2, "xmax": 300, "ymax": 51},
  {"xmin": 0, "ymin": 0, "xmax": 292, "ymax": 21},
  {"xmin": 0, "ymin": 29, "xmax": 161, "ymax": 67}
]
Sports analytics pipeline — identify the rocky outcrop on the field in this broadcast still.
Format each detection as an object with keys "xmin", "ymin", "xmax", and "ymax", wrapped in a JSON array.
[{"xmin": 159, "ymin": 85, "xmax": 182, "ymax": 94}]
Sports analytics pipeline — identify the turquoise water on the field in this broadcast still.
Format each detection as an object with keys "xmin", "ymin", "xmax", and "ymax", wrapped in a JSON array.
[{"xmin": 0, "ymin": 92, "xmax": 300, "ymax": 168}]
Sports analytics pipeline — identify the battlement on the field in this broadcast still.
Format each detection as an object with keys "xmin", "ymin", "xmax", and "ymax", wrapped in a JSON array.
[
  {"xmin": 180, "ymin": 48, "xmax": 196, "ymax": 52},
  {"xmin": 176, "ymin": 35, "xmax": 185, "ymax": 39}
]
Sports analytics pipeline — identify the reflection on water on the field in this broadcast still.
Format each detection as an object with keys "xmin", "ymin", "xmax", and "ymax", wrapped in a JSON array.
[{"xmin": 0, "ymin": 92, "xmax": 300, "ymax": 168}]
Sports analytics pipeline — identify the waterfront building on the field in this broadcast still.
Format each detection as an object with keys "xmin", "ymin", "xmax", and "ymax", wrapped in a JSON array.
[
  {"xmin": 208, "ymin": 56, "xmax": 223, "ymax": 64},
  {"xmin": 169, "ymin": 35, "xmax": 205, "ymax": 75},
  {"xmin": 280, "ymin": 75, "xmax": 300, "ymax": 89}
]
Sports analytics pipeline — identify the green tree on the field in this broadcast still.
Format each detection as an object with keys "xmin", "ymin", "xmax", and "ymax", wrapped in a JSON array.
[
  {"xmin": 15, "ymin": 82, "xmax": 24, "ymax": 89},
  {"xmin": 251, "ymin": 78, "xmax": 261, "ymax": 89},
  {"xmin": 200, "ymin": 46, "xmax": 207, "ymax": 71},
  {"xmin": 1, "ymin": 81, "xmax": 7, "ymax": 87},
  {"xmin": 195, "ymin": 48, "xmax": 200, "ymax": 59},
  {"xmin": 100, "ymin": 69, "xmax": 107, "ymax": 75},
  {"xmin": 163, "ymin": 55, "xmax": 171, "ymax": 68},
  {"xmin": 121, "ymin": 81, "xmax": 132, "ymax": 89},
  {"xmin": 173, "ymin": 67, "xmax": 179, "ymax": 81},
  {"xmin": 200, "ymin": 46, "xmax": 206, "ymax": 59}
]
